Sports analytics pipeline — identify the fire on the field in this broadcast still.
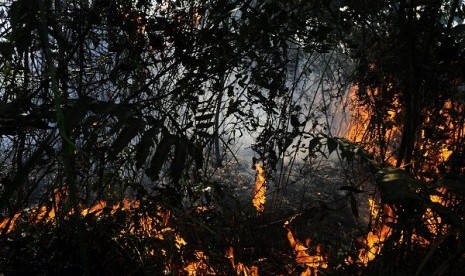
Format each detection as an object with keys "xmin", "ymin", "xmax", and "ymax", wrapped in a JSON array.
[
  {"xmin": 344, "ymin": 85, "xmax": 401, "ymax": 165},
  {"xmin": 344, "ymin": 86, "xmax": 370, "ymax": 144},
  {"xmin": 1, "ymin": 188, "xmax": 68, "ymax": 234},
  {"xmin": 184, "ymin": 251, "xmax": 216, "ymax": 275},
  {"xmin": 252, "ymin": 162, "xmax": 267, "ymax": 213},
  {"xmin": 284, "ymin": 220, "xmax": 328, "ymax": 274},
  {"xmin": 0, "ymin": 213, "xmax": 21, "ymax": 234},
  {"xmin": 352, "ymin": 199, "xmax": 395, "ymax": 265},
  {"xmin": 343, "ymin": 84, "xmax": 465, "ymax": 267},
  {"xmin": 0, "ymin": 189, "xmax": 172, "ymax": 240},
  {"xmin": 0, "ymin": 189, "xmax": 233, "ymax": 274},
  {"xmin": 422, "ymin": 190, "xmax": 451, "ymax": 238},
  {"xmin": 342, "ymin": 86, "xmax": 397, "ymax": 265},
  {"xmin": 345, "ymin": 85, "xmax": 465, "ymax": 173},
  {"xmin": 225, "ymin": 246, "xmax": 259, "ymax": 276}
]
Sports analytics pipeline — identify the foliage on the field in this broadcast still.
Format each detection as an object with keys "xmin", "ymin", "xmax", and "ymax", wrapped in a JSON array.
[
  {"xmin": 338, "ymin": 138, "xmax": 465, "ymax": 275},
  {"xmin": 1, "ymin": 0, "xmax": 465, "ymax": 275},
  {"xmin": 334, "ymin": 2, "xmax": 465, "ymax": 272},
  {"xmin": 341, "ymin": 0, "xmax": 465, "ymax": 176},
  {"xmin": 0, "ymin": 197, "xmax": 209, "ymax": 275},
  {"xmin": 0, "ymin": 0, "xmax": 348, "ymax": 211},
  {"xmin": 0, "ymin": 0, "xmax": 349, "ymax": 274}
]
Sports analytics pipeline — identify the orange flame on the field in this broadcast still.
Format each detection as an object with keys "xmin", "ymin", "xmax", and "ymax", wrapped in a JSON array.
[
  {"xmin": 0, "ymin": 213, "xmax": 21, "ymax": 234},
  {"xmin": 183, "ymin": 251, "xmax": 216, "ymax": 275},
  {"xmin": 343, "ymin": 84, "xmax": 465, "ymax": 265},
  {"xmin": 346, "ymin": 85, "xmax": 464, "ymax": 173},
  {"xmin": 344, "ymin": 85, "xmax": 401, "ymax": 165},
  {"xmin": 226, "ymin": 246, "xmax": 259, "ymax": 276},
  {"xmin": 0, "ymin": 191, "xmax": 172, "ymax": 240},
  {"xmin": 356, "ymin": 199, "xmax": 395, "ymax": 265},
  {"xmin": 252, "ymin": 163, "xmax": 267, "ymax": 213},
  {"xmin": 284, "ymin": 221, "xmax": 328, "ymax": 274}
]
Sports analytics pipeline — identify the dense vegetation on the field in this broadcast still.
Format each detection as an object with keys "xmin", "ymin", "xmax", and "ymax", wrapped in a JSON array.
[{"xmin": 0, "ymin": 0, "xmax": 464, "ymax": 275}]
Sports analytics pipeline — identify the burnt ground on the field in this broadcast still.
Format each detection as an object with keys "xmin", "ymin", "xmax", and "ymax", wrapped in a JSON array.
[
  {"xmin": 203, "ymin": 156, "xmax": 377, "ymax": 273},
  {"xmin": 0, "ymin": 153, "xmax": 377, "ymax": 275}
]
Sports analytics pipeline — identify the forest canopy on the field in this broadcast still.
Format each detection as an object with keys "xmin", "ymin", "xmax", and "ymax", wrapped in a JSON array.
[{"xmin": 1, "ymin": 0, "xmax": 465, "ymax": 275}]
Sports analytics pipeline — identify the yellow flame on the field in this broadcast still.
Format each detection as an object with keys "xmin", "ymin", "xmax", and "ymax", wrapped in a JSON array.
[
  {"xmin": 343, "ymin": 84, "xmax": 465, "ymax": 266},
  {"xmin": 183, "ymin": 251, "xmax": 217, "ymax": 275},
  {"xmin": 226, "ymin": 246, "xmax": 259, "ymax": 276},
  {"xmin": 1, "ymin": 195, "xmax": 172, "ymax": 239},
  {"xmin": 344, "ymin": 85, "xmax": 401, "ymax": 165},
  {"xmin": 285, "ymin": 223, "xmax": 328, "ymax": 272},
  {"xmin": 347, "ymin": 199, "xmax": 395, "ymax": 266},
  {"xmin": 0, "ymin": 213, "xmax": 21, "ymax": 234},
  {"xmin": 252, "ymin": 163, "xmax": 267, "ymax": 213}
]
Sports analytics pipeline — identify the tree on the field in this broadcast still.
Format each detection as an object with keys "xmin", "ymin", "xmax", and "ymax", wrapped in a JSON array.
[
  {"xmin": 337, "ymin": 1, "xmax": 465, "ymax": 273},
  {"xmin": 0, "ymin": 0, "xmax": 355, "ymax": 274},
  {"xmin": 342, "ymin": 0, "xmax": 465, "ymax": 177},
  {"xmin": 0, "ymin": 0, "xmax": 348, "ymax": 214}
]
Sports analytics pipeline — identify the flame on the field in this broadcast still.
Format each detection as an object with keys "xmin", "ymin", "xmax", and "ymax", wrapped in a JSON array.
[
  {"xmin": 0, "ymin": 189, "xmax": 172, "ymax": 241},
  {"xmin": 342, "ymin": 106, "xmax": 400, "ymax": 267},
  {"xmin": 80, "ymin": 200, "xmax": 107, "ymax": 217},
  {"xmin": 344, "ymin": 85, "xmax": 401, "ymax": 165},
  {"xmin": 344, "ymin": 86, "xmax": 371, "ymax": 144},
  {"xmin": 421, "ymin": 190, "xmax": 451, "ymax": 238},
  {"xmin": 285, "ymin": 221, "xmax": 328, "ymax": 274},
  {"xmin": 0, "ymin": 213, "xmax": 21, "ymax": 234},
  {"xmin": 183, "ymin": 251, "xmax": 216, "ymax": 275},
  {"xmin": 225, "ymin": 246, "xmax": 259, "ymax": 276},
  {"xmin": 343, "ymin": 84, "xmax": 465, "ymax": 266},
  {"xmin": 1, "ymin": 188, "xmax": 68, "ymax": 234},
  {"xmin": 252, "ymin": 163, "xmax": 267, "ymax": 213},
  {"xmin": 343, "ymin": 199, "xmax": 395, "ymax": 265},
  {"xmin": 346, "ymin": 85, "xmax": 464, "ymax": 173},
  {"xmin": 356, "ymin": 204, "xmax": 394, "ymax": 264},
  {"xmin": 0, "ymin": 190, "xmax": 228, "ymax": 274}
]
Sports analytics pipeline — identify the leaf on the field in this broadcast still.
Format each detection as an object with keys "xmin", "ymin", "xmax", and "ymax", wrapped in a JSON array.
[
  {"xmin": 89, "ymin": 99, "xmax": 117, "ymax": 115},
  {"xmin": 113, "ymin": 103, "xmax": 136, "ymax": 122},
  {"xmin": 414, "ymin": 221, "xmax": 434, "ymax": 241},
  {"xmin": 135, "ymin": 128, "xmax": 158, "ymax": 169},
  {"xmin": 349, "ymin": 193, "xmax": 359, "ymax": 218},
  {"xmin": 356, "ymin": 147, "xmax": 373, "ymax": 160},
  {"xmin": 428, "ymin": 202, "xmax": 463, "ymax": 227},
  {"xmin": 327, "ymin": 137, "xmax": 338, "ymax": 155},
  {"xmin": 110, "ymin": 117, "xmax": 145, "ymax": 158},
  {"xmin": 0, "ymin": 134, "xmax": 52, "ymax": 211},
  {"xmin": 308, "ymin": 137, "xmax": 321, "ymax": 152},
  {"xmin": 0, "ymin": 42, "xmax": 14, "ymax": 60},
  {"xmin": 146, "ymin": 116, "xmax": 166, "ymax": 128},
  {"xmin": 196, "ymin": 130, "xmax": 213, "ymax": 138},
  {"xmin": 377, "ymin": 167, "xmax": 421, "ymax": 202},
  {"xmin": 281, "ymin": 136, "xmax": 294, "ymax": 153},
  {"xmin": 340, "ymin": 186, "xmax": 364, "ymax": 193},
  {"xmin": 438, "ymin": 176, "xmax": 465, "ymax": 195},
  {"xmin": 196, "ymin": 122, "xmax": 214, "ymax": 129},
  {"xmin": 194, "ymin": 113, "xmax": 214, "ymax": 121},
  {"xmin": 226, "ymin": 99, "xmax": 242, "ymax": 117},
  {"xmin": 187, "ymin": 140, "xmax": 204, "ymax": 171},
  {"xmin": 337, "ymin": 138, "xmax": 355, "ymax": 161},
  {"xmin": 64, "ymin": 98, "xmax": 93, "ymax": 131},
  {"xmin": 170, "ymin": 139, "xmax": 188, "ymax": 187},
  {"xmin": 9, "ymin": 0, "xmax": 39, "ymax": 25},
  {"xmin": 449, "ymin": 24, "xmax": 465, "ymax": 37},
  {"xmin": 146, "ymin": 135, "xmax": 173, "ymax": 181},
  {"xmin": 11, "ymin": 27, "xmax": 33, "ymax": 55}
]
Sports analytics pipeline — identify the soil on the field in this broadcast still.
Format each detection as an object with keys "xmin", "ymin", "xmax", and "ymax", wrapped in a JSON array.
[{"xmin": 205, "ymin": 155, "xmax": 377, "ymax": 270}]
